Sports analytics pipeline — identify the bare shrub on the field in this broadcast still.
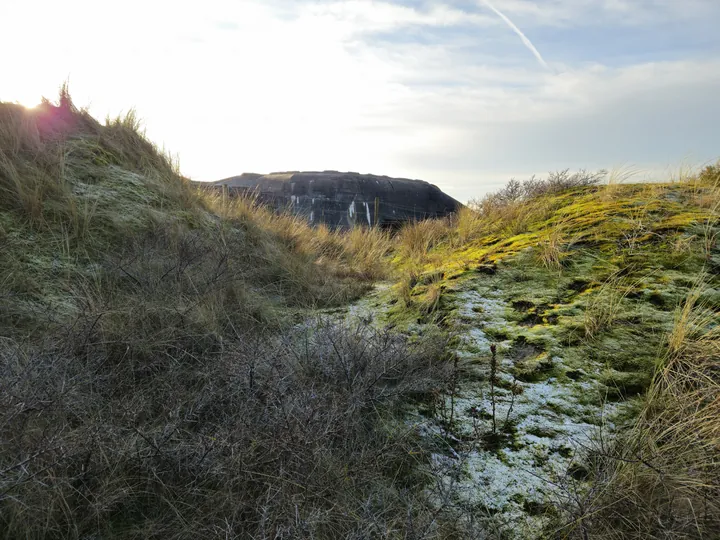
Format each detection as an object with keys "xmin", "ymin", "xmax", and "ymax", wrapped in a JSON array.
[
  {"xmin": 474, "ymin": 169, "xmax": 605, "ymax": 213},
  {"xmin": 0, "ymin": 318, "xmax": 451, "ymax": 539},
  {"xmin": 1, "ymin": 89, "xmax": 449, "ymax": 538},
  {"xmin": 455, "ymin": 169, "xmax": 606, "ymax": 243},
  {"xmin": 697, "ymin": 162, "xmax": 720, "ymax": 186}
]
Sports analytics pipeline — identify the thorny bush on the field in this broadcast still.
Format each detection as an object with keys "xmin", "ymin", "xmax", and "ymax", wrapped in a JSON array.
[{"xmin": 0, "ymin": 316, "xmax": 452, "ymax": 539}]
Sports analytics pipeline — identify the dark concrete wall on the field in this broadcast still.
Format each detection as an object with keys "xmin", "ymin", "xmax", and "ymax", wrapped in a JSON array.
[{"xmin": 201, "ymin": 171, "xmax": 462, "ymax": 229}]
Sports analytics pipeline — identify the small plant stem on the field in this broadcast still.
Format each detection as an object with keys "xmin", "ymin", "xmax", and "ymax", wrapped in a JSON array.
[
  {"xmin": 448, "ymin": 353, "xmax": 459, "ymax": 430},
  {"xmin": 490, "ymin": 343, "xmax": 497, "ymax": 435},
  {"xmin": 503, "ymin": 376, "xmax": 517, "ymax": 432}
]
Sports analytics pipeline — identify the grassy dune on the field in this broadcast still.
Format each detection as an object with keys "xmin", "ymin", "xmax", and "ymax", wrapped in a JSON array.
[
  {"xmin": 0, "ymin": 90, "xmax": 395, "ymax": 338},
  {"xmin": 384, "ymin": 167, "xmax": 720, "ymax": 538},
  {"xmin": 0, "ymin": 92, "xmax": 439, "ymax": 539},
  {"xmin": 1, "ymin": 90, "xmax": 718, "ymax": 538}
]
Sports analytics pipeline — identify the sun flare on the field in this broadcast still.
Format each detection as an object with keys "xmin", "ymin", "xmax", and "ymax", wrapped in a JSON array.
[{"xmin": 12, "ymin": 93, "xmax": 41, "ymax": 109}]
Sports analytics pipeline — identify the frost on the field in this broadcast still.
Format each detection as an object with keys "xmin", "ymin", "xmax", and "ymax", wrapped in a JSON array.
[
  {"xmin": 416, "ymin": 283, "xmax": 625, "ymax": 538},
  {"xmin": 321, "ymin": 278, "xmax": 629, "ymax": 539}
]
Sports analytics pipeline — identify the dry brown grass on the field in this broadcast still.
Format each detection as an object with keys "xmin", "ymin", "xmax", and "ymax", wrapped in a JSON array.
[
  {"xmin": 0, "ymin": 89, "xmax": 395, "ymax": 336},
  {"xmin": 582, "ymin": 273, "xmax": 633, "ymax": 340},
  {"xmin": 1, "ymin": 91, "xmax": 455, "ymax": 538},
  {"xmin": 336, "ymin": 225, "xmax": 394, "ymax": 280},
  {"xmin": 698, "ymin": 163, "xmax": 720, "ymax": 185},
  {"xmin": 397, "ymin": 218, "xmax": 450, "ymax": 263},
  {"xmin": 538, "ymin": 219, "xmax": 569, "ymax": 271},
  {"xmin": 602, "ymin": 165, "xmax": 639, "ymax": 201},
  {"xmin": 418, "ymin": 283, "xmax": 442, "ymax": 315},
  {"xmin": 201, "ymin": 189, "xmax": 393, "ymax": 282},
  {"xmin": 452, "ymin": 205, "xmax": 485, "ymax": 247}
]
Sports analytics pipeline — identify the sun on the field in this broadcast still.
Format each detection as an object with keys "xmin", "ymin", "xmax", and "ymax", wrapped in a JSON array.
[{"xmin": 10, "ymin": 92, "xmax": 42, "ymax": 109}]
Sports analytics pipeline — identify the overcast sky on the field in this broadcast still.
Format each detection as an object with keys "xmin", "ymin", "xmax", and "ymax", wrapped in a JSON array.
[{"xmin": 3, "ymin": 0, "xmax": 719, "ymax": 202}]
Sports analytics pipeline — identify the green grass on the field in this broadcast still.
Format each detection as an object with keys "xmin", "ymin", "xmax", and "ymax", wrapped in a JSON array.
[{"xmin": 383, "ymin": 164, "xmax": 719, "ymax": 538}]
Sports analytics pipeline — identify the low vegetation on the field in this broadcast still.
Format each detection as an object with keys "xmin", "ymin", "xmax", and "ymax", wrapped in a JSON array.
[
  {"xmin": 0, "ymin": 91, "xmax": 432, "ymax": 539},
  {"xmin": 1, "ymin": 89, "xmax": 718, "ymax": 539},
  {"xmin": 1, "ymin": 316, "xmax": 452, "ymax": 537},
  {"xmin": 383, "ymin": 162, "xmax": 719, "ymax": 538},
  {"xmin": 554, "ymin": 277, "xmax": 719, "ymax": 539}
]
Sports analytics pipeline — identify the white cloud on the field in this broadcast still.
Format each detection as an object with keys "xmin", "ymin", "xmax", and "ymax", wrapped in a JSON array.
[
  {"xmin": 484, "ymin": 0, "xmax": 720, "ymax": 27},
  {"xmin": 303, "ymin": 1, "xmax": 494, "ymax": 31},
  {"xmin": 1, "ymin": 0, "xmax": 718, "ymax": 204},
  {"xmin": 379, "ymin": 58, "xmax": 720, "ymax": 200}
]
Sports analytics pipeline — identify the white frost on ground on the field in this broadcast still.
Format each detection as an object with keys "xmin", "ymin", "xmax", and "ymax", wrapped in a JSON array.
[
  {"xmin": 416, "ymin": 285, "xmax": 622, "ymax": 538},
  {"xmin": 323, "ymin": 279, "xmax": 625, "ymax": 538}
]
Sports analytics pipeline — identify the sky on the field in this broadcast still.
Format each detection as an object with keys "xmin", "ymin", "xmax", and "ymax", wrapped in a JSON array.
[{"xmin": 2, "ymin": 0, "xmax": 719, "ymax": 202}]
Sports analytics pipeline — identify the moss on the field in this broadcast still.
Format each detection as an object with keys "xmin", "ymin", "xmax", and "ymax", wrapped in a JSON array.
[
  {"xmin": 600, "ymin": 370, "xmax": 653, "ymax": 400},
  {"xmin": 526, "ymin": 425, "xmax": 559, "ymax": 439},
  {"xmin": 699, "ymin": 287, "xmax": 720, "ymax": 310},
  {"xmin": 511, "ymin": 300, "xmax": 535, "ymax": 312},
  {"xmin": 546, "ymin": 399, "xmax": 578, "ymax": 417},
  {"xmin": 484, "ymin": 327, "xmax": 510, "ymax": 341},
  {"xmin": 653, "ymin": 211, "xmax": 710, "ymax": 231},
  {"xmin": 513, "ymin": 356, "xmax": 558, "ymax": 383},
  {"xmin": 646, "ymin": 290, "xmax": 671, "ymax": 310},
  {"xmin": 574, "ymin": 387, "xmax": 608, "ymax": 408},
  {"xmin": 381, "ymin": 180, "xmax": 719, "ymax": 535},
  {"xmin": 564, "ymin": 369, "xmax": 585, "ymax": 381}
]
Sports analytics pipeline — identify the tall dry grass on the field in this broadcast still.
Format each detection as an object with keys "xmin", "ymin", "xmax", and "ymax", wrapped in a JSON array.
[
  {"xmin": 602, "ymin": 165, "xmax": 638, "ymax": 200},
  {"xmin": 582, "ymin": 272, "xmax": 633, "ymax": 340},
  {"xmin": 397, "ymin": 218, "xmax": 450, "ymax": 262},
  {"xmin": 0, "ymin": 89, "xmax": 397, "ymax": 337},
  {"xmin": 538, "ymin": 216, "xmax": 573, "ymax": 271},
  {"xmin": 561, "ymin": 278, "xmax": 720, "ymax": 539},
  {"xmin": 201, "ymin": 189, "xmax": 393, "ymax": 282}
]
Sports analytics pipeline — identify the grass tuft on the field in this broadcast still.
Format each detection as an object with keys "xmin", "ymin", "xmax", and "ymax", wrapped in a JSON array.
[{"xmin": 560, "ymin": 278, "xmax": 720, "ymax": 539}]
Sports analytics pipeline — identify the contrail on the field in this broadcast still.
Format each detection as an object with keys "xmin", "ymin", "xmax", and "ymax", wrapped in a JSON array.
[{"xmin": 479, "ymin": 0, "xmax": 550, "ymax": 70}]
